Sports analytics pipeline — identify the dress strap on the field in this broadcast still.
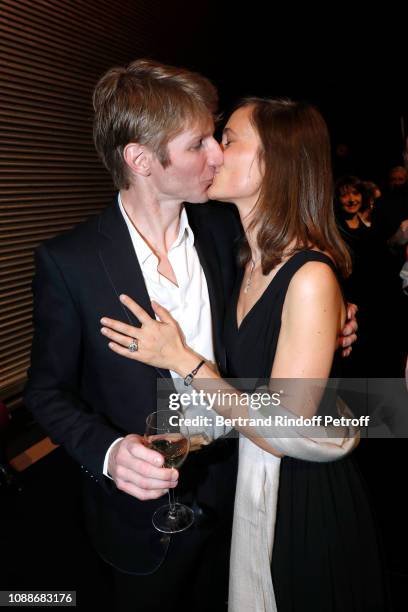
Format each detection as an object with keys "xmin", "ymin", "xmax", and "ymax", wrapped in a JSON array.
[{"xmin": 272, "ymin": 249, "xmax": 342, "ymax": 291}]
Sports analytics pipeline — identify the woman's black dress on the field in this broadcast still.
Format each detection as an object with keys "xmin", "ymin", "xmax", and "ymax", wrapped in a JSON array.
[{"xmin": 223, "ymin": 250, "xmax": 391, "ymax": 611}]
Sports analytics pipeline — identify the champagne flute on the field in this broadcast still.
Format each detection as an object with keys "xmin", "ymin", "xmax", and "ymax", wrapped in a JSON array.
[{"xmin": 144, "ymin": 410, "xmax": 194, "ymax": 533}]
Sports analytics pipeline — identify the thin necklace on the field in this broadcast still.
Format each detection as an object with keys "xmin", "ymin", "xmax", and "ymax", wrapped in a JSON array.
[{"xmin": 243, "ymin": 256, "xmax": 261, "ymax": 293}]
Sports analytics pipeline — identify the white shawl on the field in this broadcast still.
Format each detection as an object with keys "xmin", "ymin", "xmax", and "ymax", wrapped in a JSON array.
[{"xmin": 228, "ymin": 397, "xmax": 360, "ymax": 612}]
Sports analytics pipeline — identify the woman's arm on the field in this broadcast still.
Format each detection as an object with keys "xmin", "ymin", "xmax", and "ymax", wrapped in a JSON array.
[
  {"xmin": 267, "ymin": 261, "xmax": 346, "ymax": 419},
  {"xmin": 100, "ymin": 262, "xmax": 348, "ymax": 457}
]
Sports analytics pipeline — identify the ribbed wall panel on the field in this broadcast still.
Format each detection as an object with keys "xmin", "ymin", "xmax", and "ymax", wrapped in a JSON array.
[{"xmin": 0, "ymin": 0, "xmax": 191, "ymax": 400}]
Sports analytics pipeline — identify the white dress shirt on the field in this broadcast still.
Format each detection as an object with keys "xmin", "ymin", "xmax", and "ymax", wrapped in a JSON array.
[{"xmin": 103, "ymin": 195, "xmax": 220, "ymax": 478}]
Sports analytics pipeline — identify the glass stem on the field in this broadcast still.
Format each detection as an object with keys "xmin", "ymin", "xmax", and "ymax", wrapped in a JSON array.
[{"xmin": 167, "ymin": 485, "xmax": 177, "ymax": 518}]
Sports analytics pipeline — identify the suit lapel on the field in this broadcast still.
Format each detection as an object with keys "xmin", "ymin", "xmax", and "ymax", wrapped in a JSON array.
[
  {"xmin": 186, "ymin": 205, "xmax": 227, "ymax": 371},
  {"xmin": 97, "ymin": 200, "xmax": 172, "ymax": 382}
]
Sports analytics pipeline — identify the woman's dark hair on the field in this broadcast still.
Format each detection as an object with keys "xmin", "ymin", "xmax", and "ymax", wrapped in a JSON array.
[{"xmin": 237, "ymin": 98, "xmax": 352, "ymax": 278}]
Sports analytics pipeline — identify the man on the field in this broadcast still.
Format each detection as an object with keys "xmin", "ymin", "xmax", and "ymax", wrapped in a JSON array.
[
  {"xmin": 25, "ymin": 59, "xmax": 357, "ymax": 611},
  {"xmin": 388, "ymin": 165, "xmax": 407, "ymax": 190}
]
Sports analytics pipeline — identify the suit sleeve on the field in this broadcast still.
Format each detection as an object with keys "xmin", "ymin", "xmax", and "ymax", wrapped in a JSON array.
[{"xmin": 24, "ymin": 244, "xmax": 122, "ymax": 493}]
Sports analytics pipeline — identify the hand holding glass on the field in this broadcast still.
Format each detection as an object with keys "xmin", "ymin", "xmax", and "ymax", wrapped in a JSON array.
[{"xmin": 144, "ymin": 410, "xmax": 194, "ymax": 533}]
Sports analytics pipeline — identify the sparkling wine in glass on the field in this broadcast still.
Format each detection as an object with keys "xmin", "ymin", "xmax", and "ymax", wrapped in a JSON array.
[{"xmin": 145, "ymin": 410, "xmax": 194, "ymax": 533}]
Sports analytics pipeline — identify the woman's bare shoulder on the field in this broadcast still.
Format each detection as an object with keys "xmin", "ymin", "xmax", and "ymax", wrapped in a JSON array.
[{"xmin": 287, "ymin": 259, "xmax": 340, "ymax": 299}]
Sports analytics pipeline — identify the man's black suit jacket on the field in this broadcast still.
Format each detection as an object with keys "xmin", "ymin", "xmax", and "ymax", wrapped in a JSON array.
[{"xmin": 24, "ymin": 199, "xmax": 241, "ymax": 574}]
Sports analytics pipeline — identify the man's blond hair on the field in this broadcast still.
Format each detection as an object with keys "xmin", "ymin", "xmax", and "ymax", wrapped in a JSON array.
[{"xmin": 93, "ymin": 59, "xmax": 218, "ymax": 189}]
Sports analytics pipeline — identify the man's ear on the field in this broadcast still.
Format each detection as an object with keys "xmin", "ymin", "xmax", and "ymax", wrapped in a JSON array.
[{"xmin": 123, "ymin": 143, "xmax": 152, "ymax": 177}]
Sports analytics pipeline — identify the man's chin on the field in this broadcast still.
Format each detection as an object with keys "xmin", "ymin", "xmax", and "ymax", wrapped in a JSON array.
[{"xmin": 184, "ymin": 194, "xmax": 210, "ymax": 204}]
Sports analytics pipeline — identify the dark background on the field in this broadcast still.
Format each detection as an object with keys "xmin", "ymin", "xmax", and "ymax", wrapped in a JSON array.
[{"xmin": 156, "ymin": 3, "xmax": 407, "ymax": 186}]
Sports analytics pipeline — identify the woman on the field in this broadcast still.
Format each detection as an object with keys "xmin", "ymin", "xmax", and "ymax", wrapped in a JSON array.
[
  {"xmin": 335, "ymin": 176, "xmax": 399, "ymax": 377},
  {"xmin": 101, "ymin": 99, "xmax": 390, "ymax": 610},
  {"xmin": 335, "ymin": 175, "xmax": 371, "ymax": 230}
]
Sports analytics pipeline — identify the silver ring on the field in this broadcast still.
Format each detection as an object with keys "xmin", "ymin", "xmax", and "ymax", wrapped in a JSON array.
[{"xmin": 128, "ymin": 339, "xmax": 138, "ymax": 353}]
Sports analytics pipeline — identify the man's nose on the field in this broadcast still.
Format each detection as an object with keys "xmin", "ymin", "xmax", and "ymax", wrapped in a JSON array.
[{"xmin": 207, "ymin": 139, "xmax": 223, "ymax": 168}]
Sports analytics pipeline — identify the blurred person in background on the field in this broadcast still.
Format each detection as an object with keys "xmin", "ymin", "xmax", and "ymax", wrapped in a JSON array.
[
  {"xmin": 388, "ymin": 165, "xmax": 407, "ymax": 191},
  {"xmin": 360, "ymin": 180, "xmax": 382, "ymax": 227}
]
